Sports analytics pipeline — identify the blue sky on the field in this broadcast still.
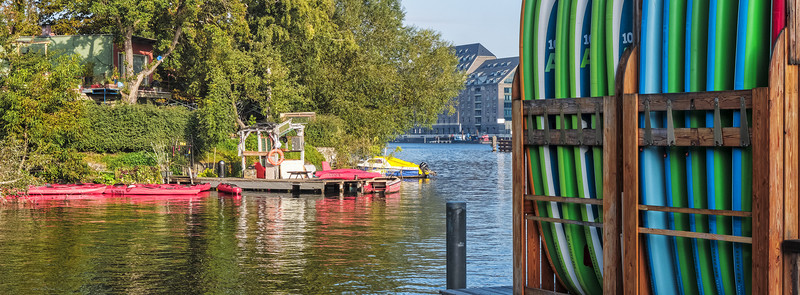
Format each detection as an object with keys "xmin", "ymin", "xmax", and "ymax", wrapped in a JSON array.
[{"xmin": 401, "ymin": 0, "xmax": 521, "ymax": 58}]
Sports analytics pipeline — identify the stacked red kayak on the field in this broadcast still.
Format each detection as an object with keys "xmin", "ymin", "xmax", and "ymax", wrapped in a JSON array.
[
  {"xmin": 314, "ymin": 169, "xmax": 382, "ymax": 180},
  {"xmin": 26, "ymin": 183, "xmax": 211, "ymax": 195},
  {"xmin": 27, "ymin": 183, "xmax": 107, "ymax": 195}
]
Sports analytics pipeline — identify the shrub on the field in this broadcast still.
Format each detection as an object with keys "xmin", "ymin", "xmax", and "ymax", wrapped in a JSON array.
[
  {"xmin": 103, "ymin": 151, "xmax": 157, "ymax": 170},
  {"xmin": 77, "ymin": 104, "xmax": 192, "ymax": 153},
  {"xmin": 304, "ymin": 115, "xmax": 346, "ymax": 148}
]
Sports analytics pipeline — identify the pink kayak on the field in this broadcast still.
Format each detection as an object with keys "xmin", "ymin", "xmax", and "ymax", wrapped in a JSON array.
[
  {"xmin": 315, "ymin": 169, "xmax": 382, "ymax": 180},
  {"xmin": 217, "ymin": 183, "xmax": 242, "ymax": 195},
  {"xmin": 27, "ymin": 183, "xmax": 107, "ymax": 195},
  {"xmin": 104, "ymin": 184, "xmax": 201, "ymax": 195}
]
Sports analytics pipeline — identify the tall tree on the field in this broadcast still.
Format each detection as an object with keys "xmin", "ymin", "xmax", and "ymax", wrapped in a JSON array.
[{"xmin": 90, "ymin": 0, "xmax": 194, "ymax": 103}]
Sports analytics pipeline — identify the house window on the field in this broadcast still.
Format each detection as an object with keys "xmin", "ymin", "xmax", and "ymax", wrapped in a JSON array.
[{"xmin": 118, "ymin": 53, "xmax": 149, "ymax": 84}]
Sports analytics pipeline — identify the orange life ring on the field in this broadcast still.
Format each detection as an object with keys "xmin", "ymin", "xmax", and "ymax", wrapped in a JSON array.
[{"xmin": 267, "ymin": 148, "xmax": 285, "ymax": 166}]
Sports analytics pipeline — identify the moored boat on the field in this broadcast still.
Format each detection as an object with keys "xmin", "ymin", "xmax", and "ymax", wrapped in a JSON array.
[
  {"xmin": 356, "ymin": 156, "xmax": 433, "ymax": 178},
  {"xmin": 27, "ymin": 183, "xmax": 107, "ymax": 195},
  {"xmin": 363, "ymin": 177, "xmax": 401, "ymax": 194},
  {"xmin": 217, "ymin": 183, "xmax": 242, "ymax": 195}
]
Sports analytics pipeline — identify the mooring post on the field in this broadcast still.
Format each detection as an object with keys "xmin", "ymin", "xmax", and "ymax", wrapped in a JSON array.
[
  {"xmin": 446, "ymin": 201, "xmax": 466, "ymax": 290},
  {"xmin": 218, "ymin": 160, "xmax": 226, "ymax": 178}
]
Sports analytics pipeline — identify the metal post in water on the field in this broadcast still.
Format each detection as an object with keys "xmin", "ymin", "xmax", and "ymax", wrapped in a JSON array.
[{"xmin": 446, "ymin": 201, "xmax": 466, "ymax": 289}]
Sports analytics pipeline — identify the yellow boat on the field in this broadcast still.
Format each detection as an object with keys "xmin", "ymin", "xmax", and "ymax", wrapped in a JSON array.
[{"xmin": 357, "ymin": 156, "xmax": 432, "ymax": 178}]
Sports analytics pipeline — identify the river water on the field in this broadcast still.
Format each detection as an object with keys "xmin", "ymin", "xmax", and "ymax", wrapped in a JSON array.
[{"xmin": 0, "ymin": 143, "xmax": 512, "ymax": 294}]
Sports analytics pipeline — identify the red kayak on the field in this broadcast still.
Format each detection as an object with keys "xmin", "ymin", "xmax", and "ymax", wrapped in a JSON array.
[
  {"xmin": 217, "ymin": 183, "xmax": 242, "ymax": 195},
  {"xmin": 28, "ymin": 183, "xmax": 107, "ymax": 195},
  {"xmin": 363, "ymin": 177, "xmax": 402, "ymax": 193},
  {"xmin": 104, "ymin": 184, "xmax": 201, "ymax": 195},
  {"xmin": 315, "ymin": 169, "xmax": 382, "ymax": 180}
]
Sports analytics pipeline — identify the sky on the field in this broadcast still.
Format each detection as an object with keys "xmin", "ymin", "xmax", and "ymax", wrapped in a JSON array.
[{"xmin": 400, "ymin": 0, "xmax": 521, "ymax": 58}]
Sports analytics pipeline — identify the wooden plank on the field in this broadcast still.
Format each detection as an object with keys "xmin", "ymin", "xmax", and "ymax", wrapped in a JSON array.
[
  {"xmin": 636, "ymin": 90, "xmax": 752, "ymax": 111},
  {"xmin": 789, "ymin": 0, "xmax": 800, "ymax": 64},
  {"xmin": 639, "ymin": 227, "xmax": 752, "ymax": 244},
  {"xmin": 242, "ymin": 151, "xmax": 272, "ymax": 156},
  {"xmin": 638, "ymin": 204, "xmax": 752, "ymax": 217},
  {"xmin": 636, "ymin": 127, "xmax": 749, "ymax": 147},
  {"xmin": 603, "ymin": 94, "xmax": 622, "ymax": 295},
  {"xmin": 753, "ymin": 31, "xmax": 785, "ymax": 295},
  {"xmin": 525, "ymin": 194, "xmax": 604, "ymax": 206},
  {"xmin": 785, "ymin": 62, "xmax": 800, "ymax": 295},
  {"xmin": 525, "ymin": 215, "xmax": 603, "ymax": 228},
  {"xmin": 524, "ymin": 129, "xmax": 603, "ymax": 146},
  {"xmin": 440, "ymin": 286, "xmax": 513, "ymax": 295},
  {"xmin": 620, "ymin": 46, "xmax": 639, "ymax": 295},
  {"xmin": 524, "ymin": 287, "xmax": 569, "ymax": 295},
  {"xmin": 522, "ymin": 97, "xmax": 606, "ymax": 116},
  {"xmin": 526, "ymin": 219, "xmax": 539, "ymax": 290},
  {"xmin": 638, "ymin": 239, "xmax": 652, "ymax": 295},
  {"xmin": 512, "ymin": 98, "xmax": 525, "ymax": 295}
]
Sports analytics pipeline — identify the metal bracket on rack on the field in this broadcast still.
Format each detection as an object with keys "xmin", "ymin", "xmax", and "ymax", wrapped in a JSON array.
[
  {"xmin": 740, "ymin": 96, "xmax": 751, "ymax": 147},
  {"xmin": 559, "ymin": 103, "xmax": 567, "ymax": 145},
  {"xmin": 714, "ymin": 97, "xmax": 723, "ymax": 146},
  {"xmin": 644, "ymin": 98, "xmax": 652, "ymax": 146},
  {"xmin": 543, "ymin": 107, "xmax": 550, "ymax": 145},
  {"xmin": 666, "ymin": 99, "xmax": 675, "ymax": 146},
  {"xmin": 595, "ymin": 101, "xmax": 603, "ymax": 145},
  {"xmin": 576, "ymin": 101, "xmax": 583, "ymax": 145}
]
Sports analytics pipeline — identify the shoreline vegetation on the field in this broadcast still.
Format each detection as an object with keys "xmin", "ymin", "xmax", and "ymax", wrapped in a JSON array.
[{"xmin": 0, "ymin": 0, "xmax": 465, "ymax": 196}]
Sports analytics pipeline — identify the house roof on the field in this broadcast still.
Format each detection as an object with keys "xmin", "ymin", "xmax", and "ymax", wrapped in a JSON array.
[
  {"xmin": 465, "ymin": 56, "xmax": 519, "ymax": 86},
  {"xmin": 453, "ymin": 43, "xmax": 495, "ymax": 72}
]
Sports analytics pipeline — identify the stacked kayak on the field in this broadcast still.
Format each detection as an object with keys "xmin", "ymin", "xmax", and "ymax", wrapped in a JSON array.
[
  {"xmin": 521, "ymin": 0, "xmax": 771, "ymax": 294},
  {"xmin": 27, "ymin": 183, "xmax": 211, "ymax": 195},
  {"xmin": 27, "ymin": 183, "xmax": 107, "ymax": 195}
]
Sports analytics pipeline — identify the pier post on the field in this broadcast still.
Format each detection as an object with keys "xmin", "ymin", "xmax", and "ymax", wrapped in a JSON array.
[{"xmin": 446, "ymin": 201, "xmax": 466, "ymax": 290}]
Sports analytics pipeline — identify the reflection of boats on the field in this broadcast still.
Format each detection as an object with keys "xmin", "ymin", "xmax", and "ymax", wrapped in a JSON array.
[
  {"xmin": 28, "ymin": 183, "xmax": 107, "ymax": 195},
  {"xmin": 315, "ymin": 169, "xmax": 382, "ymax": 180},
  {"xmin": 356, "ymin": 156, "xmax": 433, "ymax": 178},
  {"xmin": 363, "ymin": 177, "xmax": 401, "ymax": 194},
  {"xmin": 105, "ymin": 184, "xmax": 202, "ymax": 195},
  {"xmin": 217, "ymin": 183, "xmax": 242, "ymax": 195}
]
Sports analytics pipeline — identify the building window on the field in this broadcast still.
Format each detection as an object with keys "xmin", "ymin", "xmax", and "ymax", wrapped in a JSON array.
[
  {"xmin": 504, "ymin": 87, "xmax": 512, "ymax": 94},
  {"xmin": 475, "ymin": 102, "xmax": 482, "ymax": 109},
  {"xmin": 118, "ymin": 53, "xmax": 149, "ymax": 85}
]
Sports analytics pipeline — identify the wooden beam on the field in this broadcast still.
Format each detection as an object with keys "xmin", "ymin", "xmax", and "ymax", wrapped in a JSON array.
[
  {"xmin": 512, "ymin": 97, "xmax": 525, "ymax": 295},
  {"xmin": 637, "ymin": 90, "xmax": 752, "ymax": 111},
  {"xmin": 522, "ymin": 97, "xmax": 606, "ymax": 116},
  {"xmin": 753, "ymin": 31, "xmax": 786, "ymax": 295},
  {"xmin": 525, "ymin": 194, "xmax": 603, "ymax": 206},
  {"xmin": 638, "ymin": 204, "xmax": 751, "ymax": 218},
  {"xmin": 621, "ymin": 47, "xmax": 640, "ymax": 295},
  {"xmin": 636, "ymin": 127, "xmax": 749, "ymax": 147},
  {"xmin": 788, "ymin": 0, "xmax": 800, "ymax": 64},
  {"xmin": 639, "ymin": 228, "xmax": 752, "ymax": 244},
  {"xmin": 784, "ymin": 62, "xmax": 799, "ymax": 295},
  {"xmin": 603, "ymin": 94, "xmax": 622, "ymax": 295},
  {"xmin": 525, "ymin": 215, "xmax": 603, "ymax": 228},
  {"xmin": 524, "ymin": 129, "xmax": 603, "ymax": 146}
]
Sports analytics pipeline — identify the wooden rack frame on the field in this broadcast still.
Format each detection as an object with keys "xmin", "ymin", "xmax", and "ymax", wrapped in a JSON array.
[{"xmin": 514, "ymin": 4, "xmax": 800, "ymax": 295}]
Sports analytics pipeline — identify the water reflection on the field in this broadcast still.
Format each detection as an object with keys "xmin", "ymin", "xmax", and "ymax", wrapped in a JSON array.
[{"xmin": 0, "ymin": 143, "xmax": 511, "ymax": 294}]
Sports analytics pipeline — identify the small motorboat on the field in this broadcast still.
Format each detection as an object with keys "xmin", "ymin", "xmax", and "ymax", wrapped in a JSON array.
[
  {"xmin": 315, "ymin": 169, "xmax": 382, "ymax": 180},
  {"xmin": 217, "ymin": 183, "xmax": 242, "ymax": 195},
  {"xmin": 363, "ymin": 177, "xmax": 402, "ymax": 194},
  {"xmin": 357, "ymin": 156, "xmax": 433, "ymax": 178},
  {"xmin": 27, "ymin": 183, "xmax": 107, "ymax": 195},
  {"xmin": 104, "ymin": 184, "xmax": 201, "ymax": 195}
]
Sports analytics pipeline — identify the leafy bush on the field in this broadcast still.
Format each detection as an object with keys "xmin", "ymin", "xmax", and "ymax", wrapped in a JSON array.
[
  {"xmin": 77, "ymin": 104, "xmax": 192, "ymax": 153},
  {"xmin": 103, "ymin": 151, "xmax": 157, "ymax": 170},
  {"xmin": 305, "ymin": 115, "xmax": 346, "ymax": 148},
  {"xmin": 115, "ymin": 166, "xmax": 162, "ymax": 184},
  {"xmin": 198, "ymin": 168, "xmax": 217, "ymax": 177},
  {"xmin": 304, "ymin": 144, "xmax": 325, "ymax": 169}
]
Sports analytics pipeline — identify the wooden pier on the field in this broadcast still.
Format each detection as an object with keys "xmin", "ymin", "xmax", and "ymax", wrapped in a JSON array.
[
  {"xmin": 440, "ymin": 286, "xmax": 514, "ymax": 295},
  {"xmin": 171, "ymin": 176, "xmax": 376, "ymax": 195}
]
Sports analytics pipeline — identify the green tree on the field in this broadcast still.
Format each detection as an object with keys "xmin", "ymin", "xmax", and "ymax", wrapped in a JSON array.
[{"xmin": 0, "ymin": 52, "xmax": 91, "ymax": 182}]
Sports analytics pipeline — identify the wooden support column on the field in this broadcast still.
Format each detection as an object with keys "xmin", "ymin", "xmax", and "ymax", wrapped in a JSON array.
[
  {"xmin": 786, "ymin": 62, "xmax": 800, "ymax": 295},
  {"xmin": 603, "ymin": 93, "xmax": 622, "ymax": 295},
  {"xmin": 512, "ymin": 72, "xmax": 525, "ymax": 295},
  {"xmin": 788, "ymin": 0, "xmax": 800, "ymax": 64},
  {"xmin": 619, "ymin": 46, "xmax": 639, "ymax": 295},
  {"xmin": 753, "ymin": 31, "xmax": 786, "ymax": 295}
]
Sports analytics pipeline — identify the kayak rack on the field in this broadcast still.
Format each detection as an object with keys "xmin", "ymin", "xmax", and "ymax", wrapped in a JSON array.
[{"xmin": 512, "ymin": 23, "xmax": 800, "ymax": 295}]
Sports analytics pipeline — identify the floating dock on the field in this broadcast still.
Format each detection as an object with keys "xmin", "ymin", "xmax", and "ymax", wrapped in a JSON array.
[{"xmin": 171, "ymin": 176, "xmax": 381, "ymax": 196}]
